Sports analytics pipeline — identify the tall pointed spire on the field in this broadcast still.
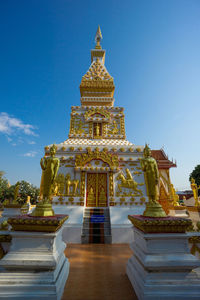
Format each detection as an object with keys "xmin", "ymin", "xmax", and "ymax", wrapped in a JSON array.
[
  {"xmin": 79, "ymin": 26, "xmax": 115, "ymax": 106},
  {"xmin": 95, "ymin": 25, "xmax": 103, "ymax": 49}
]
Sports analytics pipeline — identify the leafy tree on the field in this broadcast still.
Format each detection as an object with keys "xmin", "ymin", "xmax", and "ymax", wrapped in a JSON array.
[
  {"xmin": 189, "ymin": 165, "xmax": 200, "ymax": 195},
  {"xmin": 17, "ymin": 181, "xmax": 39, "ymax": 204},
  {"xmin": 0, "ymin": 171, "xmax": 10, "ymax": 203},
  {"xmin": 0, "ymin": 172, "xmax": 39, "ymax": 204}
]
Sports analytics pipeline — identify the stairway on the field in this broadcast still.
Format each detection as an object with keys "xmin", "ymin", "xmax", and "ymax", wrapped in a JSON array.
[{"xmin": 81, "ymin": 208, "xmax": 112, "ymax": 244}]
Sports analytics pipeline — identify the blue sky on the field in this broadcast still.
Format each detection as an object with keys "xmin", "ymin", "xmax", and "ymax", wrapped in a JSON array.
[{"xmin": 0, "ymin": 0, "xmax": 200, "ymax": 189}]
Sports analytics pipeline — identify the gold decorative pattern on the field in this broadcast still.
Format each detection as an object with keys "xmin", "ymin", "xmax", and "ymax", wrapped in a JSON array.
[
  {"xmin": 120, "ymin": 116, "xmax": 125, "ymax": 137},
  {"xmin": 128, "ymin": 215, "xmax": 192, "ymax": 233},
  {"xmin": 70, "ymin": 115, "xmax": 75, "ymax": 134},
  {"xmin": 109, "ymin": 172, "xmax": 114, "ymax": 197},
  {"xmin": 81, "ymin": 171, "xmax": 86, "ymax": 197},
  {"xmin": 84, "ymin": 107, "xmax": 111, "ymax": 121},
  {"xmin": 86, "ymin": 173, "xmax": 107, "ymax": 207},
  {"xmin": 117, "ymin": 169, "xmax": 143, "ymax": 195},
  {"xmin": 8, "ymin": 215, "xmax": 69, "ymax": 232},
  {"xmin": 81, "ymin": 58, "xmax": 113, "ymax": 82},
  {"xmin": 108, "ymin": 120, "xmax": 119, "ymax": 135},
  {"xmin": 75, "ymin": 148, "xmax": 119, "ymax": 170},
  {"xmin": 65, "ymin": 174, "xmax": 79, "ymax": 196}
]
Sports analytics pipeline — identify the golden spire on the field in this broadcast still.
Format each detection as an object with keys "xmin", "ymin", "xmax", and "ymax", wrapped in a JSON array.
[
  {"xmin": 95, "ymin": 25, "xmax": 102, "ymax": 49},
  {"xmin": 80, "ymin": 26, "xmax": 115, "ymax": 106}
]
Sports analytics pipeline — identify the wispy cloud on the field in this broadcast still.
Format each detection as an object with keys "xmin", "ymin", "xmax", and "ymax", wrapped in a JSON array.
[
  {"xmin": 0, "ymin": 112, "xmax": 37, "ymax": 136},
  {"xmin": 23, "ymin": 151, "xmax": 37, "ymax": 157},
  {"xmin": 28, "ymin": 141, "xmax": 36, "ymax": 145}
]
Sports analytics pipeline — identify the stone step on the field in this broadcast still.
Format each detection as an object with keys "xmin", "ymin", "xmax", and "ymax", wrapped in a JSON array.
[
  {"xmin": 81, "ymin": 207, "xmax": 112, "ymax": 244},
  {"xmin": 82, "ymin": 219, "xmax": 111, "ymax": 224},
  {"xmin": 82, "ymin": 229, "xmax": 111, "ymax": 235},
  {"xmin": 81, "ymin": 234, "xmax": 112, "ymax": 244}
]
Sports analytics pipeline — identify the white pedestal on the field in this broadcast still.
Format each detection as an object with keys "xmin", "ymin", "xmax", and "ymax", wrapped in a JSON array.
[
  {"xmin": 0, "ymin": 227, "xmax": 69, "ymax": 299},
  {"xmin": 127, "ymin": 226, "xmax": 200, "ymax": 300},
  {"xmin": 174, "ymin": 209, "xmax": 189, "ymax": 218},
  {"xmin": 1, "ymin": 207, "xmax": 22, "ymax": 219}
]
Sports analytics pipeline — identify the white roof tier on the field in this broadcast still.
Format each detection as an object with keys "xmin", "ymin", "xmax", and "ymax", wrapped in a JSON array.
[{"xmin": 63, "ymin": 138, "xmax": 134, "ymax": 146}]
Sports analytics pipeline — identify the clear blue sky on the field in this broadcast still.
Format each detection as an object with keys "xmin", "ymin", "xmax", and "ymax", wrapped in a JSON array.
[{"xmin": 0, "ymin": 0, "xmax": 200, "ymax": 190}]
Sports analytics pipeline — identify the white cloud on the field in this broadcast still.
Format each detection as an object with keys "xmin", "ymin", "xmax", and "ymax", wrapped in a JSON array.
[
  {"xmin": 0, "ymin": 112, "xmax": 37, "ymax": 136},
  {"xmin": 28, "ymin": 141, "xmax": 36, "ymax": 145},
  {"xmin": 23, "ymin": 151, "xmax": 37, "ymax": 157}
]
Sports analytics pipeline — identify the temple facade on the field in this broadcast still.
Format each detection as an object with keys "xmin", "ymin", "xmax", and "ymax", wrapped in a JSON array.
[{"xmin": 43, "ymin": 27, "xmax": 176, "ymax": 243}]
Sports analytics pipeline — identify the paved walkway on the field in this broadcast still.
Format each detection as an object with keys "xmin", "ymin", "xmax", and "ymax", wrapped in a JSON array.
[{"xmin": 62, "ymin": 244, "xmax": 137, "ymax": 300}]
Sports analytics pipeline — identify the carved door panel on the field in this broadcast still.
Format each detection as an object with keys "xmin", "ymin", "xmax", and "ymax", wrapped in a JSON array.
[{"xmin": 86, "ymin": 173, "xmax": 107, "ymax": 207}]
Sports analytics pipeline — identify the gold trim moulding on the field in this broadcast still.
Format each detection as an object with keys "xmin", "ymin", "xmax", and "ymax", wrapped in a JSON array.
[
  {"xmin": 173, "ymin": 206, "xmax": 187, "ymax": 210},
  {"xmin": 7, "ymin": 215, "xmax": 69, "ymax": 233},
  {"xmin": 128, "ymin": 215, "xmax": 192, "ymax": 233},
  {"xmin": 3, "ymin": 204, "xmax": 23, "ymax": 208}
]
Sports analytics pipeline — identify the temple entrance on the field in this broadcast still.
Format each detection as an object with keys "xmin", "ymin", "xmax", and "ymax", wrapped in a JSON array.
[{"xmin": 86, "ymin": 173, "xmax": 107, "ymax": 207}]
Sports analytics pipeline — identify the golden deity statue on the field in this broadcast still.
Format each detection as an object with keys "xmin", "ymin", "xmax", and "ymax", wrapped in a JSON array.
[
  {"xmin": 96, "ymin": 123, "xmax": 100, "ymax": 136},
  {"xmin": 88, "ymin": 187, "xmax": 95, "ymax": 204},
  {"xmin": 99, "ymin": 187, "xmax": 106, "ymax": 205},
  {"xmin": 191, "ymin": 178, "xmax": 200, "ymax": 206},
  {"xmin": 140, "ymin": 144, "xmax": 166, "ymax": 217},
  {"xmin": 40, "ymin": 144, "xmax": 60, "ymax": 201},
  {"xmin": 171, "ymin": 183, "xmax": 180, "ymax": 207},
  {"xmin": 32, "ymin": 144, "xmax": 60, "ymax": 217}
]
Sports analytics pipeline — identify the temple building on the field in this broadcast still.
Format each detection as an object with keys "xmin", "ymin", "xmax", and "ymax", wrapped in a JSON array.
[{"xmin": 43, "ymin": 27, "xmax": 176, "ymax": 243}]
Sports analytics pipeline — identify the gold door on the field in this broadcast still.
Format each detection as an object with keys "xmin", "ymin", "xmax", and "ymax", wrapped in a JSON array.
[{"xmin": 86, "ymin": 173, "xmax": 107, "ymax": 207}]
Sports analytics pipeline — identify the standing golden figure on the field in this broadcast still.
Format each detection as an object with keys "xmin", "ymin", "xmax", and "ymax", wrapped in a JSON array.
[
  {"xmin": 32, "ymin": 144, "xmax": 60, "ymax": 216},
  {"xmin": 190, "ymin": 178, "xmax": 200, "ymax": 206},
  {"xmin": 40, "ymin": 144, "xmax": 60, "ymax": 201},
  {"xmin": 140, "ymin": 144, "xmax": 166, "ymax": 217}
]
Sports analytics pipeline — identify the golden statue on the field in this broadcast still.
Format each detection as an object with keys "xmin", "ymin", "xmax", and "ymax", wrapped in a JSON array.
[
  {"xmin": 96, "ymin": 123, "xmax": 100, "ymax": 136},
  {"xmin": 40, "ymin": 144, "xmax": 60, "ymax": 201},
  {"xmin": 140, "ymin": 144, "xmax": 166, "ymax": 217},
  {"xmin": 32, "ymin": 144, "xmax": 60, "ymax": 217},
  {"xmin": 191, "ymin": 178, "xmax": 200, "ymax": 206},
  {"xmin": 171, "ymin": 183, "xmax": 180, "ymax": 207},
  {"xmin": 99, "ymin": 187, "xmax": 106, "ymax": 205},
  {"xmin": 87, "ymin": 187, "xmax": 95, "ymax": 204}
]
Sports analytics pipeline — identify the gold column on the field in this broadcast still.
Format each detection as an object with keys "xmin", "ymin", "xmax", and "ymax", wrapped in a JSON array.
[
  {"xmin": 89, "ymin": 122, "xmax": 93, "ymax": 137},
  {"xmin": 109, "ymin": 172, "xmax": 114, "ymax": 197},
  {"xmin": 81, "ymin": 171, "xmax": 86, "ymax": 198},
  {"xmin": 102, "ymin": 123, "xmax": 106, "ymax": 137},
  {"xmin": 120, "ymin": 116, "xmax": 125, "ymax": 137},
  {"xmin": 96, "ymin": 173, "xmax": 99, "ymax": 207}
]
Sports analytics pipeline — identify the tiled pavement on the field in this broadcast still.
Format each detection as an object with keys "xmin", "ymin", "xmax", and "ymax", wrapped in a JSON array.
[{"xmin": 62, "ymin": 244, "xmax": 137, "ymax": 300}]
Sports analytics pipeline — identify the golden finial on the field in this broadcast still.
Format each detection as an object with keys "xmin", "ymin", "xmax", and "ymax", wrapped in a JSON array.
[{"xmin": 95, "ymin": 25, "xmax": 102, "ymax": 49}]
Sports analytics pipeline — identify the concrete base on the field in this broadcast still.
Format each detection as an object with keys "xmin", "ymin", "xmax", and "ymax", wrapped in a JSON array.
[
  {"xmin": 0, "ymin": 227, "xmax": 69, "ymax": 299},
  {"xmin": 111, "ymin": 225, "xmax": 133, "ymax": 243},
  {"xmin": 53, "ymin": 205, "xmax": 145, "ymax": 243},
  {"xmin": 62, "ymin": 224, "xmax": 82, "ymax": 243},
  {"xmin": 127, "ymin": 226, "xmax": 200, "ymax": 299}
]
